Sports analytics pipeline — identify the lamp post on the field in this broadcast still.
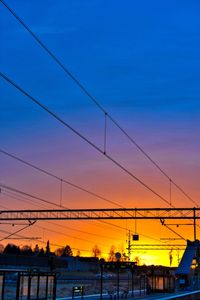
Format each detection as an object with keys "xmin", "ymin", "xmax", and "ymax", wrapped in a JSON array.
[
  {"xmin": 99, "ymin": 258, "xmax": 105, "ymax": 300},
  {"xmin": 115, "ymin": 252, "xmax": 121, "ymax": 299}
]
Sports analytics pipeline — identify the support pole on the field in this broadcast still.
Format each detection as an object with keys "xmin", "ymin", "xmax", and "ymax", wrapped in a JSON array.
[
  {"xmin": 100, "ymin": 262, "xmax": 103, "ymax": 300},
  {"xmin": 194, "ymin": 207, "xmax": 196, "ymax": 241},
  {"xmin": 117, "ymin": 260, "xmax": 120, "ymax": 299}
]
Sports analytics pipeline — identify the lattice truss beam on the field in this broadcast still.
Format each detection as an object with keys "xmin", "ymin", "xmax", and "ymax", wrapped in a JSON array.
[{"xmin": 0, "ymin": 207, "xmax": 199, "ymax": 221}]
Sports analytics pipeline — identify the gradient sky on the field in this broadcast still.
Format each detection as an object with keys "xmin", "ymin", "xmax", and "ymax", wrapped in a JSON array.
[{"xmin": 0, "ymin": 0, "xmax": 200, "ymax": 266}]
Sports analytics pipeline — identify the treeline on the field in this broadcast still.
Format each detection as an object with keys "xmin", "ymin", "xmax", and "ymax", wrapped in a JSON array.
[
  {"xmin": 0, "ymin": 242, "xmax": 138, "ymax": 263},
  {"xmin": 0, "ymin": 241, "xmax": 73, "ymax": 257}
]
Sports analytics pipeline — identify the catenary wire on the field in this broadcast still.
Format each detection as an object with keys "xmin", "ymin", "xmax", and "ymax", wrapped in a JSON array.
[
  {"xmin": 0, "ymin": 226, "xmax": 98, "ymax": 254},
  {"xmin": 1, "ymin": 190, "xmax": 119, "ymax": 240},
  {"xmin": 0, "ymin": 186, "xmax": 126, "ymax": 237},
  {"xmin": 1, "ymin": 184, "xmax": 173, "ymax": 244},
  {"xmin": 1, "ymin": 1, "xmax": 197, "ymax": 239},
  {"xmin": 2, "ymin": 190, "xmax": 123, "ymax": 240},
  {"xmin": 2, "ymin": 190, "xmax": 48, "ymax": 209},
  {"xmin": 1, "ymin": 3, "xmax": 198, "ymax": 256},
  {"xmin": 0, "ymin": 0, "xmax": 195, "ymax": 238},
  {"xmin": 45, "ymin": 220, "xmax": 118, "ymax": 240},
  {"xmin": 1, "ymin": 186, "xmax": 163, "ymax": 245},
  {"xmin": 1, "ymin": 187, "xmax": 134, "ymax": 245},
  {"xmin": 1, "ymin": 185, "xmax": 131, "ymax": 237},
  {"xmin": 0, "ymin": 228, "xmax": 39, "ymax": 240},
  {"xmin": 0, "ymin": 0, "xmax": 197, "ymax": 207},
  {"xmin": 0, "ymin": 183, "xmax": 69, "ymax": 209},
  {"xmin": 0, "ymin": 72, "xmax": 172, "ymax": 206},
  {"xmin": 162, "ymin": 224, "xmax": 186, "ymax": 241},
  {"xmin": 0, "ymin": 187, "xmax": 173, "ymax": 247},
  {"xmin": 0, "ymin": 202, "xmax": 119, "ymax": 255},
  {"xmin": 0, "ymin": 149, "xmax": 124, "ymax": 208},
  {"xmin": 0, "ymin": 222, "xmax": 35, "ymax": 242},
  {"xmin": 36, "ymin": 224, "xmax": 108, "ymax": 248},
  {"xmin": 0, "ymin": 202, "xmax": 115, "ymax": 251}
]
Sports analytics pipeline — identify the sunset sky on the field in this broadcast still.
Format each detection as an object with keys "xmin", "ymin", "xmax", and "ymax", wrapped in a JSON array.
[{"xmin": 0, "ymin": 0, "xmax": 200, "ymax": 266}]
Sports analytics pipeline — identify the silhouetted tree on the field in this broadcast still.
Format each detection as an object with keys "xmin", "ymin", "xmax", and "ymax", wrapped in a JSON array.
[
  {"xmin": 39, "ymin": 247, "xmax": 45, "ymax": 256},
  {"xmin": 122, "ymin": 252, "xmax": 128, "ymax": 261},
  {"xmin": 108, "ymin": 245, "xmax": 116, "ymax": 261},
  {"xmin": 169, "ymin": 249, "xmax": 173, "ymax": 266},
  {"xmin": 120, "ymin": 244, "xmax": 127, "ymax": 261},
  {"xmin": 92, "ymin": 244, "xmax": 101, "ymax": 258},
  {"xmin": 134, "ymin": 256, "xmax": 141, "ymax": 266},
  {"xmin": 3, "ymin": 243, "xmax": 20, "ymax": 255},
  {"xmin": 33, "ymin": 244, "xmax": 40, "ymax": 256},
  {"xmin": 46, "ymin": 240, "xmax": 50, "ymax": 256},
  {"xmin": 62, "ymin": 245, "xmax": 73, "ymax": 256},
  {"xmin": 20, "ymin": 245, "xmax": 33, "ymax": 256},
  {"xmin": 55, "ymin": 245, "xmax": 73, "ymax": 256},
  {"xmin": 55, "ymin": 247, "xmax": 63, "ymax": 256}
]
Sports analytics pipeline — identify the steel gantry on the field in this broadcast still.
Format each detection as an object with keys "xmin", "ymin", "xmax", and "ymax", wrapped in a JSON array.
[
  {"xmin": 0, "ymin": 207, "xmax": 199, "ymax": 221},
  {"xmin": 0, "ymin": 207, "xmax": 199, "ymax": 240}
]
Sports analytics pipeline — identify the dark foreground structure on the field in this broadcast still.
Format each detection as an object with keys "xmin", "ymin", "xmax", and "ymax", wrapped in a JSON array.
[
  {"xmin": 1, "ymin": 240, "xmax": 200, "ymax": 300},
  {"xmin": 0, "ymin": 269, "xmax": 56, "ymax": 299}
]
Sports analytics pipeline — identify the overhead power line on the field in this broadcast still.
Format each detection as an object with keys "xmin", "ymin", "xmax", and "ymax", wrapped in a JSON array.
[
  {"xmin": 3, "ymin": 153, "xmax": 191, "ymax": 243},
  {"xmin": 162, "ymin": 223, "xmax": 186, "ymax": 241},
  {"xmin": 2, "ymin": 183, "xmax": 128, "ymax": 243},
  {"xmin": 0, "ymin": 228, "xmax": 40, "ymax": 241},
  {"xmin": 0, "ymin": 225, "xmax": 96, "ymax": 254},
  {"xmin": 1, "ymin": 190, "xmax": 122, "ymax": 241},
  {"xmin": 0, "ymin": 149, "xmax": 124, "ymax": 208},
  {"xmin": 1, "ymin": 0, "xmax": 196, "ymax": 244},
  {"xmin": 2, "ymin": 188, "xmax": 126, "ymax": 241},
  {"xmin": 1, "ymin": 190, "xmax": 48, "ymax": 209},
  {"xmin": 36, "ymin": 224, "xmax": 108, "ymax": 248},
  {"xmin": 0, "ymin": 193, "xmax": 121, "ymax": 250},
  {"xmin": 1, "ymin": 149, "xmax": 176, "ymax": 238},
  {"xmin": 0, "ymin": 183, "xmax": 68, "ymax": 209},
  {"xmin": 0, "ymin": 221, "xmax": 35, "ymax": 242},
  {"xmin": 0, "ymin": 0, "xmax": 197, "ymax": 208},
  {"xmin": 0, "ymin": 149, "xmax": 177, "ymax": 241},
  {"xmin": 0, "ymin": 72, "xmax": 171, "ymax": 206},
  {"xmin": 0, "ymin": 205, "xmax": 125, "ymax": 257},
  {"xmin": 1, "ymin": 184, "xmax": 133, "ymax": 241},
  {"xmin": 0, "ymin": 185, "xmax": 175, "ymax": 246},
  {"xmin": 0, "ymin": 194, "xmax": 124, "ymax": 250},
  {"xmin": 1, "ymin": 191, "xmax": 179, "ymax": 251},
  {"xmin": 0, "ymin": 0, "xmax": 106, "ymax": 114}
]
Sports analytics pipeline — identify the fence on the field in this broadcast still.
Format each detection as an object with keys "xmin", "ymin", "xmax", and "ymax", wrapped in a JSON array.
[{"xmin": 0, "ymin": 269, "xmax": 56, "ymax": 300}]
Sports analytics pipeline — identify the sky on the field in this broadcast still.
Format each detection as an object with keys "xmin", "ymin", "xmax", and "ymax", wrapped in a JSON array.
[{"xmin": 0, "ymin": 0, "xmax": 200, "ymax": 266}]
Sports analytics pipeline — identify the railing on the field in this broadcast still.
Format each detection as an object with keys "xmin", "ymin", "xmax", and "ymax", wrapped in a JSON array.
[{"xmin": 0, "ymin": 269, "xmax": 56, "ymax": 300}]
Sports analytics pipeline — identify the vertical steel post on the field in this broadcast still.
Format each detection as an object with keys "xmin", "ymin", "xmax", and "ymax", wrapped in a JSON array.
[
  {"xmin": 100, "ymin": 262, "xmax": 103, "ymax": 300},
  {"xmin": 194, "ymin": 207, "xmax": 197, "ymax": 241},
  {"xmin": 46, "ymin": 275, "xmax": 49, "ymax": 299},
  {"xmin": 16, "ymin": 272, "xmax": 20, "ymax": 300},
  {"xmin": 1, "ymin": 272, "xmax": 5, "ymax": 300},
  {"xmin": 53, "ymin": 274, "xmax": 57, "ymax": 300},
  {"xmin": 27, "ymin": 274, "xmax": 31, "ymax": 300},
  {"xmin": 81, "ymin": 286, "xmax": 84, "ymax": 300},
  {"xmin": 117, "ymin": 260, "xmax": 120, "ymax": 299},
  {"xmin": 36, "ymin": 275, "xmax": 40, "ymax": 299},
  {"xmin": 131, "ymin": 268, "xmax": 134, "ymax": 297}
]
